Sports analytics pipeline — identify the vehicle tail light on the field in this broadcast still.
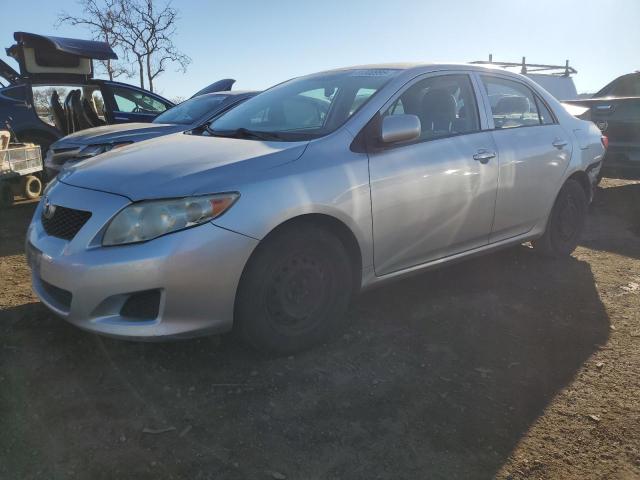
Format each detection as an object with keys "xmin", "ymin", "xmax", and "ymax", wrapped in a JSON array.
[{"xmin": 601, "ymin": 135, "xmax": 609, "ymax": 149}]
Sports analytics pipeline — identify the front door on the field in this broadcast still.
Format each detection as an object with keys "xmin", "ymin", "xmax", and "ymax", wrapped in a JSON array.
[
  {"xmin": 102, "ymin": 83, "xmax": 173, "ymax": 124},
  {"xmin": 476, "ymin": 74, "xmax": 572, "ymax": 242},
  {"xmin": 368, "ymin": 73, "xmax": 499, "ymax": 276}
]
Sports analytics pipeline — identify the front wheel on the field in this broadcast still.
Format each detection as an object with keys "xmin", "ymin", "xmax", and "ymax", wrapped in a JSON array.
[
  {"xmin": 532, "ymin": 179, "xmax": 587, "ymax": 257},
  {"xmin": 234, "ymin": 224, "xmax": 354, "ymax": 354}
]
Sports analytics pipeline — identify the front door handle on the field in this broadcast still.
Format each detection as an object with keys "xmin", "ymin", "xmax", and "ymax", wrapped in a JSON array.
[
  {"xmin": 473, "ymin": 149, "xmax": 496, "ymax": 164},
  {"xmin": 552, "ymin": 138, "xmax": 568, "ymax": 149}
]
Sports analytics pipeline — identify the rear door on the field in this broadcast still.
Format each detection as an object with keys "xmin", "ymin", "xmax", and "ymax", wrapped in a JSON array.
[
  {"xmin": 101, "ymin": 83, "xmax": 174, "ymax": 123},
  {"xmin": 368, "ymin": 72, "xmax": 499, "ymax": 276},
  {"xmin": 476, "ymin": 73, "xmax": 572, "ymax": 242}
]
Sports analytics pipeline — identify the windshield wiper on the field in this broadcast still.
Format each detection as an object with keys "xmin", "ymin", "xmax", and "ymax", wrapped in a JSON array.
[{"xmin": 204, "ymin": 126, "xmax": 285, "ymax": 141}]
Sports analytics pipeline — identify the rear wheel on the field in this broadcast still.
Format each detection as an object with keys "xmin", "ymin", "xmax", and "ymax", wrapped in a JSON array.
[
  {"xmin": 234, "ymin": 224, "xmax": 354, "ymax": 354},
  {"xmin": 22, "ymin": 175, "xmax": 42, "ymax": 199},
  {"xmin": 532, "ymin": 179, "xmax": 587, "ymax": 257}
]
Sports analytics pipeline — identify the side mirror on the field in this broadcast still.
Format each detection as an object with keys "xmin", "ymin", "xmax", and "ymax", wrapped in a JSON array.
[{"xmin": 380, "ymin": 114, "xmax": 421, "ymax": 145}]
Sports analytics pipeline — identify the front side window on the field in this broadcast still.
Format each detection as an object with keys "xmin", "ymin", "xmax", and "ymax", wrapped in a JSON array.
[
  {"xmin": 384, "ymin": 74, "xmax": 480, "ymax": 140},
  {"xmin": 111, "ymin": 87, "xmax": 168, "ymax": 114},
  {"xmin": 208, "ymin": 69, "xmax": 399, "ymax": 141},
  {"xmin": 481, "ymin": 75, "xmax": 542, "ymax": 129}
]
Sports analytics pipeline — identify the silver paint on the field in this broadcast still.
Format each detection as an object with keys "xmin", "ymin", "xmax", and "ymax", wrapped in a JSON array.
[{"xmin": 27, "ymin": 64, "xmax": 605, "ymax": 339}]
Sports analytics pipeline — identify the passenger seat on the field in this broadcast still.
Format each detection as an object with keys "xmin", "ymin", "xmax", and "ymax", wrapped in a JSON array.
[
  {"xmin": 50, "ymin": 91, "xmax": 68, "ymax": 135},
  {"xmin": 70, "ymin": 91, "xmax": 94, "ymax": 131},
  {"xmin": 82, "ymin": 97, "xmax": 105, "ymax": 127},
  {"xmin": 64, "ymin": 90, "xmax": 79, "ymax": 134}
]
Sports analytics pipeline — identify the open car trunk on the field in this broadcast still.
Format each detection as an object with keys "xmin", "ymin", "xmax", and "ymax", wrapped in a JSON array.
[{"xmin": 6, "ymin": 32, "xmax": 117, "ymax": 84}]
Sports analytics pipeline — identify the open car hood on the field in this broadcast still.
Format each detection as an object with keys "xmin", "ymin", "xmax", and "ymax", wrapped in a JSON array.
[{"xmin": 190, "ymin": 79, "xmax": 236, "ymax": 98}]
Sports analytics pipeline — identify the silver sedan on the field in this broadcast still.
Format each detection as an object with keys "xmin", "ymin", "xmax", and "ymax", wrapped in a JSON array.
[{"xmin": 26, "ymin": 64, "xmax": 605, "ymax": 353}]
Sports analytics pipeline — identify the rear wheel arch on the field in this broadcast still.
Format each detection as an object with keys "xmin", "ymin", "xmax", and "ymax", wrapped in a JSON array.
[{"xmin": 566, "ymin": 170, "xmax": 592, "ymax": 201}]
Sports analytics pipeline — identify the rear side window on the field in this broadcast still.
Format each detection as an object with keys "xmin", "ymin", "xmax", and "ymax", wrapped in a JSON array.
[
  {"xmin": 535, "ymin": 96, "xmax": 556, "ymax": 125},
  {"xmin": 384, "ymin": 74, "xmax": 480, "ymax": 140},
  {"xmin": 481, "ymin": 75, "xmax": 542, "ymax": 129}
]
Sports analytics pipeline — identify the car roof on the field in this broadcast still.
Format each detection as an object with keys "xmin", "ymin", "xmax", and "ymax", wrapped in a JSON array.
[{"xmin": 312, "ymin": 62, "xmax": 531, "ymax": 79}]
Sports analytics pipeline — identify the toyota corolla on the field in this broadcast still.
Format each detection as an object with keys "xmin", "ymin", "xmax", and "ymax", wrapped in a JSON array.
[{"xmin": 26, "ymin": 64, "xmax": 606, "ymax": 353}]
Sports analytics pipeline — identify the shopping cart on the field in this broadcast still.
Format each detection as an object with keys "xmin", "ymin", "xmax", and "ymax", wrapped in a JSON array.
[{"xmin": 0, "ymin": 132, "xmax": 43, "ymax": 207}]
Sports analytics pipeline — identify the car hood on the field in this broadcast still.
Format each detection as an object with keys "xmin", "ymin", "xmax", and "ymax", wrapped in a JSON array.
[
  {"xmin": 54, "ymin": 123, "xmax": 182, "ymax": 148},
  {"xmin": 58, "ymin": 132, "xmax": 308, "ymax": 201}
]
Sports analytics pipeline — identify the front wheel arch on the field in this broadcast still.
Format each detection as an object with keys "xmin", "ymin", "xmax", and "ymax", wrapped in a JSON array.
[{"xmin": 244, "ymin": 214, "xmax": 363, "ymax": 295}]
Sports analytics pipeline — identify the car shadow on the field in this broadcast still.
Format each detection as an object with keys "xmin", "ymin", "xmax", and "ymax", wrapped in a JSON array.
[
  {"xmin": 0, "ymin": 201, "xmax": 37, "ymax": 258},
  {"xmin": 1, "ymin": 246, "xmax": 608, "ymax": 479},
  {"xmin": 582, "ymin": 182, "xmax": 640, "ymax": 260}
]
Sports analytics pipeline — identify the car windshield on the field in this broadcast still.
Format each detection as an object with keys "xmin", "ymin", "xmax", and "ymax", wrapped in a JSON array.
[
  {"xmin": 208, "ymin": 69, "xmax": 399, "ymax": 141},
  {"xmin": 153, "ymin": 94, "xmax": 227, "ymax": 125}
]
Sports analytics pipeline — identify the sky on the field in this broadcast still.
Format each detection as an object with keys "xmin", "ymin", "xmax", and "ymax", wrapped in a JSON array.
[{"xmin": 1, "ymin": 0, "xmax": 639, "ymax": 100}]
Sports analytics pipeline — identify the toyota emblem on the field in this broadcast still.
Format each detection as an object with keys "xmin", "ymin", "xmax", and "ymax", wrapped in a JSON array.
[{"xmin": 43, "ymin": 196, "xmax": 56, "ymax": 219}]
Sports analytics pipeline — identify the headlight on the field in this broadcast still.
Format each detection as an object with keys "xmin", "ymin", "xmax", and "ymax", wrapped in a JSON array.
[
  {"xmin": 78, "ymin": 142, "xmax": 131, "ymax": 158},
  {"xmin": 102, "ymin": 193, "xmax": 239, "ymax": 246}
]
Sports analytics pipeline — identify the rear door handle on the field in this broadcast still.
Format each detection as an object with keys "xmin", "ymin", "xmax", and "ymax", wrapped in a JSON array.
[
  {"xmin": 552, "ymin": 138, "xmax": 568, "ymax": 149},
  {"xmin": 473, "ymin": 149, "xmax": 496, "ymax": 164}
]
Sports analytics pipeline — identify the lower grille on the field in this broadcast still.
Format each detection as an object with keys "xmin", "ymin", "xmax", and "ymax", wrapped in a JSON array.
[
  {"xmin": 41, "ymin": 279, "xmax": 72, "ymax": 310},
  {"xmin": 42, "ymin": 205, "xmax": 91, "ymax": 240},
  {"xmin": 120, "ymin": 290, "xmax": 161, "ymax": 320}
]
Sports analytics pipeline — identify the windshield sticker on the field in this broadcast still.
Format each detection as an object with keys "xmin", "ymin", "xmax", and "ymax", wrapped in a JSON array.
[{"xmin": 348, "ymin": 69, "xmax": 397, "ymax": 77}]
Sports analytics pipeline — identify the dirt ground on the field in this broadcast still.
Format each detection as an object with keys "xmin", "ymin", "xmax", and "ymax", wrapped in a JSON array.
[{"xmin": 0, "ymin": 178, "xmax": 639, "ymax": 480}]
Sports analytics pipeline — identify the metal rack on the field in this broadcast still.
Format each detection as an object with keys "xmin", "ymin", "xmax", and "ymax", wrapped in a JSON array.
[
  {"xmin": 471, "ymin": 54, "xmax": 577, "ymax": 77},
  {"xmin": 1, "ymin": 143, "xmax": 43, "ymax": 176}
]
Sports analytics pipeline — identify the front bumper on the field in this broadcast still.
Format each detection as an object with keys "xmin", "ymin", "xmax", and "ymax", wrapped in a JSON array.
[{"xmin": 27, "ymin": 181, "xmax": 258, "ymax": 340}]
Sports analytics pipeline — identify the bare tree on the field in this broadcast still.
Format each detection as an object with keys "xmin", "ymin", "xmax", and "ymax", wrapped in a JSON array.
[
  {"xmin": 114, "ymin": 0, "xmax": 190, "ymax": 92},
  {"xmin": 57, "ymin": 0, "xmax": 128, "ymax": 81},
  {"xmin": 57, "ymin": 0, "xmax": 190, "ymax": 91}
]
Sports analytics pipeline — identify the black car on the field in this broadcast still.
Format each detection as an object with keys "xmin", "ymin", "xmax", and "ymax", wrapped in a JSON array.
[{"xmin": 566, "ymin": 72, "xmax": 640, "ymax": 179}]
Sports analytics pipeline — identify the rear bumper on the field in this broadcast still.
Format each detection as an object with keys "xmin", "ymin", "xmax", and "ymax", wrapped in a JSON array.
[
  {"xmin": 602, "ymin": 143, "xmax": 640, "ymax": 174},
  {"xmin": 27, "ymin": 181, "xmax": 258, "ymax": 340}
]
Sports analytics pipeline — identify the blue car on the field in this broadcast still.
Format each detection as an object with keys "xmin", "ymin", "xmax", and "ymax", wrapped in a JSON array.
[
  {"xmin": 0, "ymin": 32, "xmax": 233, "ymax": 154},
  {"xmin": 44, "ymin": 90, "xmax": 257, "ymax": 179}
]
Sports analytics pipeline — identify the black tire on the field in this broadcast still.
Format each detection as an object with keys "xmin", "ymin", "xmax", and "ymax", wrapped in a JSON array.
[
  {"xmin": 0, "ymin": 182, "xmax": 13, "ymax": 208},
  {"xmin": 23, "ymin": 175, "xmax": 42, "ymax": 199},
  {"xmin": 234, "ymin": 224, "xmax": 354, "ymax": 354},
  {"xmin": 532, "ymin": 179, "xmax": 588, "ymax": 257}
]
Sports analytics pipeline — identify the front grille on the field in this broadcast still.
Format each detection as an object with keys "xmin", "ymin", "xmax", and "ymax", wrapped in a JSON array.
[
  {"xmin": 42, "ymin": 205, "xmax": 92, "ymax": 240},
  {"xmin": 41, "ymin": 279, "xmax": 72, "ymax": 310},
  {"xmin": 120, "ymin": 290, "xmax": 161, "ymax": 320}
]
